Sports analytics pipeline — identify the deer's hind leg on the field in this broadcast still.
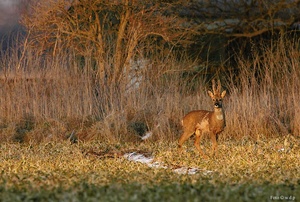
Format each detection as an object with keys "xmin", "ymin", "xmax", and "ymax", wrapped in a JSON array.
[
  {"xmin": 194, "ymin": 129, "xmax": 208, "ymax": 159},
  {"xmin": 178, "ymin": 131, "xmax": 194, "ymax": 152}
]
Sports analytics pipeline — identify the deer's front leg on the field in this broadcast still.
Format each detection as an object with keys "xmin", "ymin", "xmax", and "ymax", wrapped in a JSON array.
[{"xmin": 209, "ymin": 132, "xmax": 218, "ymax": 157}]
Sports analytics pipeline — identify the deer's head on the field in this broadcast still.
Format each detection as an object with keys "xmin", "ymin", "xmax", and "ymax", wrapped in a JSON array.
[{"xmin": 208, "ymin": 79, "xmax": 226, "ymax": 109}]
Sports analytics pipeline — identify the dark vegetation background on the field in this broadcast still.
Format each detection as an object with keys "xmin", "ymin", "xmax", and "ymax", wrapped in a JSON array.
[{"xmin": 0, "ymin": 0, "xmax": 300, "ymax": 143}]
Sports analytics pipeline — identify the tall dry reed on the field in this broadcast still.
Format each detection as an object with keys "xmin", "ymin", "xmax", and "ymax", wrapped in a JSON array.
[
  {"xmin": 0, "ymin": 36, "xmax": 299, "ymax": 142},
  {"xmin": 225, "ymin": 38, "xmax": 300, "ymax": 138}
]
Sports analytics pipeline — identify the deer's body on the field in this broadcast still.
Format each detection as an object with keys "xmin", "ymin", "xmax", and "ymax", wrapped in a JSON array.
[{"xmin": 178, "ymin": 79, "xmax": 226, "ymax": 158}]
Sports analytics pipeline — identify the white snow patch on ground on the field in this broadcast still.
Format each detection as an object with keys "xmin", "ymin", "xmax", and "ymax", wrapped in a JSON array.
[
  {"xmin": 141, "ymin": 131, "xmax": 153, "ymax": 141},
  {"xmin": 124, "ymin": 152, "xmax": 213, "ymax": 175}
]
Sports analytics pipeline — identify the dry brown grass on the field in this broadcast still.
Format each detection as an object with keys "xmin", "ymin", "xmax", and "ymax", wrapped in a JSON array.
[
  {"xmin": 225, "ymin": 39, "xmax": 300, "ymax": 139},
  {"xmin": 0, "ymin": 36, "xmax": 299, "ymax": 143}
]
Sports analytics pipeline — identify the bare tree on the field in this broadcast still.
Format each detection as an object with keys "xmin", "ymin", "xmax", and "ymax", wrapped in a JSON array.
[{"xmin": 21, "ymin": 0, "xmax": 195, "ymax": 87}]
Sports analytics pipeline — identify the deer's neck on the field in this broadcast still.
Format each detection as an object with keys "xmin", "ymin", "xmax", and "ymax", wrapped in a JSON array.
[{"xmin": 214, "ymin": 108, "xmax": 225, "ymax": 121}]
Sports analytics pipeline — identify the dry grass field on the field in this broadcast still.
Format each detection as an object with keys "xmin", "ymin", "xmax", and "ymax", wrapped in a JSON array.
[
  {"xmin": 0, "ymin": 35, "xmax": 300, "ymax": 201},
  {"xmin": 0, "ymin": 137, "xmax": 299, "ymax": 201}
]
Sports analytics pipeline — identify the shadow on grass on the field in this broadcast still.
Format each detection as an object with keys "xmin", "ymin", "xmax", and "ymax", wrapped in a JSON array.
[{"xmin": 1, "ymin": 181, "xmax": 298, "ymax": 202}]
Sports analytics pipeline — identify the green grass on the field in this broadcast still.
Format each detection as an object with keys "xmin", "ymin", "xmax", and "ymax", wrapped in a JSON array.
[{"xmin": 0, "ymin": 137, "xmax": 299, "ymax": 201}]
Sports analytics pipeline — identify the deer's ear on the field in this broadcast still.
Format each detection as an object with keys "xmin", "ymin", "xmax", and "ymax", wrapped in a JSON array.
[
  {"xmin": 208, "ymin": 90, "xmax": 214, "ymax": 98},
  {"xmin": 221, "ymin": 90, "xmax": 226, "ymax": 98}
]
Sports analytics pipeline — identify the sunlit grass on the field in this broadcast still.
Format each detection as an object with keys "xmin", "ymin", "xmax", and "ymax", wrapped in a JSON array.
[{"xmin": 0, "ymin": 136, "xmax": 299, "ymax": 201}]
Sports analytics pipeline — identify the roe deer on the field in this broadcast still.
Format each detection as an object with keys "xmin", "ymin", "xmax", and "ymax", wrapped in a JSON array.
[{"xmin": 178, "ymin": 79, "xmax": 226, "ymax": 158}]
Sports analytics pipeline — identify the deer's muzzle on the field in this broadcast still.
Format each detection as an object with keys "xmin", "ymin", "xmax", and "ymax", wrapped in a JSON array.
[{"xmin": 214, "ymin": 102, "xmax": 222, "ymax": 108}]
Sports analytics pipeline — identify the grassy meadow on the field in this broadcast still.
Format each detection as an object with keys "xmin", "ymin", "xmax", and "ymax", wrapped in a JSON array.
[
  {"xmin": 0, "ymin": 34, "xmax": 300, "ymax": 201},
  {"xmin": 0, "ymin": 138, "xmax": 299, "ymax": 201}
]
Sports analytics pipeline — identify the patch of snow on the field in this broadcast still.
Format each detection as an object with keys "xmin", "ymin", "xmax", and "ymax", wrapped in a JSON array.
[
  {"xmin": 173, "ymin": 167, "xmax": 199, "ymax": 175},
  {"xmin": 140, "ymin": 124, "xmax": 160, "ymax": 141},
  {"xmin": 124, "ymin": 152, "xmax": 154, "ymax": 164},
  {"xmin": 141, "ymin": 131, "xmax": 153, "ymax": 140},
  {"xmin": 124, "ymin": 152, "xmax": 213, "ymax": 175}
]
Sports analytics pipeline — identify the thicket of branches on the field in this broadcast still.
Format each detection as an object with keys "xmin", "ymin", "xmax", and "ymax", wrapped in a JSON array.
[
  {"xmin": 20, "ymin": 0, "xmax": 300, "ymax": 83},
  {"xmin": 21, "ymin": 0, "xmax": 198, "ymax": 87},
  {"xmin": 186, "ymin": 0, "xmax": 300, "ymax": 37}
]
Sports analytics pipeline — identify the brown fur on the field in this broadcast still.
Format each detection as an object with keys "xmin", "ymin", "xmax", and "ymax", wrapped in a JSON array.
[{"xmin": 178, "ymin": 79, "xmax": 226, "ymax": 158}]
